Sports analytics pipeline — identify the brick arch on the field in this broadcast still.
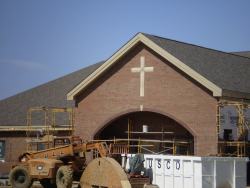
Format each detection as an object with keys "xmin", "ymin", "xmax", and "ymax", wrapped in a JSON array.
[
  {"xmin": 93, "ymin": 108, "xmax": 197, "ymax": 139},
  {"xmin": 93, "ymin": 108, "xmax": 197, "ymax": 154}
]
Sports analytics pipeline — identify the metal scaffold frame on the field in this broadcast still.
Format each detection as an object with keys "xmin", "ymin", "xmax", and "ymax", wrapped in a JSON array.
[
  {"xmin": 93, "ymin": 138, "xmax": 193, "ymax": 156},
  {"xmin": 217, "ymin": 100, "xmax": 250, "ymax": 157},
  {"xmin": 108, "ymin": 118, "xmax": 193, "ymax": 155},
  {"xmin": 26, "ymin": 106, "xmax": 74, "ymax": 151}
]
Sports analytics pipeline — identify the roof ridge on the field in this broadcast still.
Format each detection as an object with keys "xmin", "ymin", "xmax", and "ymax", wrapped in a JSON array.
[
  {"xmin": 230, "ymin": 51, "xmax": 250, "ymax": 60},
  {"xmin": 142, "ymin": 32, "xmax": 250, "ymax": 61},
  {"xmin": 231, "ymin": 50, "xmax": 250, "ymax": 53},
  {"xmin": 229, "ymin": 53, "xmax": 250, "ymax": 60}
]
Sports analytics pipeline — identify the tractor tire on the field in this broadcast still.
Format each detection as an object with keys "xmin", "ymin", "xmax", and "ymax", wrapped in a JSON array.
[
  {"xmin": 9, "ymin": 166, "xmax": 33, "ymax": 188},
  {"xmin": 56, "ymin": 166, "xmax": 73, "ymax": 188}
]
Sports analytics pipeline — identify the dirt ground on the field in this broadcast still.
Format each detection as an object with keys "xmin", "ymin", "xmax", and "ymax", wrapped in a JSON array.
[{"xmin": 0, "ymin": 181, "xmax": 80, "ymax": 188}]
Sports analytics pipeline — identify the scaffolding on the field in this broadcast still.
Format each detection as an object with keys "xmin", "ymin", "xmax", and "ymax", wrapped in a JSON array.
[
  {"xmin": 93, "ymin": 138, "xmax": 193, "ymax": 155},
  {"xmin": 26, "ymin": 106, "xmax": 74, "ymax": 151},
  {"xmin": 116, "ymin": 118, "xmax": 194, "ymax": 155},
  {"xmin": 218, "ymin": 141, "xmax": 250, "ymax": 157},
  {"xmin": 217, "ymin": 100, "xmax": 250, "ymax": 157}
]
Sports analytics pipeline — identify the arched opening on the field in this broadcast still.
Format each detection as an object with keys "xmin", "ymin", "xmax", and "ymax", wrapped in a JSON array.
[{"xmin": 94, "ymin": 111, "xmax": 194, "ymax": 155}]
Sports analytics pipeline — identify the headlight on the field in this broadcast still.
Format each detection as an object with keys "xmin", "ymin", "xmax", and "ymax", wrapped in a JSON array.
[
  {"xmin": 37, "ymin": 165, "xmax": 43, "ymax": 170},
  {"xmin": 21, "ymin": 157, "xmax": 26, "ymax": 162}
]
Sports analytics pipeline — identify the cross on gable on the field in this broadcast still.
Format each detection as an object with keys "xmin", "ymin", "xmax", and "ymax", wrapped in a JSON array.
[{"xmin": 131, "ymin": 56, "xmax": 154, "ymax": 97}]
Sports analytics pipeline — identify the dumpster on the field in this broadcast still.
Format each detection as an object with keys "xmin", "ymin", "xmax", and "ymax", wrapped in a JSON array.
[{"xmin": 123, "ymin": 154, "xmax": 248, "ymax": 188}]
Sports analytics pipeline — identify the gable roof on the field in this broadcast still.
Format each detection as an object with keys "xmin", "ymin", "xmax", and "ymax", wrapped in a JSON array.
[
  {"xmin": 67, "ymin": 33, "xmax": 250, "ymax": 100},
  {"xmin": 144, "ymin": 34, "xmax": 250, "ymax": 97},
  {"xmin": 1, "ymin": 33, "xmax": 250, "ymax": 127},
  {"xmin": 0, "ymin": 62, "xmax": 103, "ymax": 126}
]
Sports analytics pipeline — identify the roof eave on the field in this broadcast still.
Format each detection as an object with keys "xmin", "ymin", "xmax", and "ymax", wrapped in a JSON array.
[
  {"xmin": 0, "ymin": 125, "xmax": 72, "ymax": 132},
  {"xmin": 67, "ymin": 33, "xmax": 144, "ymax": 100},
  {"xmin": 221, "ymin": 90, "xmax": 250, "ymax": 100},
  {"xmin": 67, "ymin": 33, "xmax": 223, "ymax": 100}
]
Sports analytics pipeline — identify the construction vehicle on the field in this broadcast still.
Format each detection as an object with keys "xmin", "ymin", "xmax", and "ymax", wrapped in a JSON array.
[
  {"xmin": 9, "ymin": 136, "xmax": 111, "ymax": 188},
  {"xmin": 9, "ymin": 136, "xmax": 153, "ymax": 188},
  {"xmin": 9, "ymin": 107, "xmax": 152, "ymax": 188}
]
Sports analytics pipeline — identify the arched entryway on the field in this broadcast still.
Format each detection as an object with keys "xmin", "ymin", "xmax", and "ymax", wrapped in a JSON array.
[{"xmin": 94, "ymin": 111, "xmax": 194, "ymax": 155}]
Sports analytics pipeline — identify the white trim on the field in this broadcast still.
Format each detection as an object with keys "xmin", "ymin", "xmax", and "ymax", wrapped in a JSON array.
[
  {"xmin": 140, "ymin": 105, "xmax": 143, "ymax": 111},
  {"xmin": 139, "ymin": 34, "xmax": 222, "ymax": 97},
  {"xmin": 67, "ymin": 34, "xmax": 142, "ymax": 100},
  {"xmin": 67, "ymin": 33, "xmax": 222, "ymax": 100},
  {"xmin": 0, "ymin": 125, "xmax": 72, "ymax": 131}
]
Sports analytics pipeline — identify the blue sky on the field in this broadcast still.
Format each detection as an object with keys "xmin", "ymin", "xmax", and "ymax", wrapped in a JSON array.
[{"xmin": 0, "ymin": 0, "xmax": 250, "ymax": 100}]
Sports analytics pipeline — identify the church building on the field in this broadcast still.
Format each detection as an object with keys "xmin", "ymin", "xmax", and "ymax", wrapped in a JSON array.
[{"xmin": 0, "ymin": 33, "xmax": 250, "ymax": 174}]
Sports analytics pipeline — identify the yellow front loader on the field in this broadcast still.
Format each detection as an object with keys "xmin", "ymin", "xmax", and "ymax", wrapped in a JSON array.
[{"xmin": 9, "ymin": 136, "xmax": 111, "ymax": 188}]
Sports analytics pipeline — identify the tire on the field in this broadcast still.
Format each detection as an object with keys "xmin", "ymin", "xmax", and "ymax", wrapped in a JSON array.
[
  {"xmin": 9, "ymin": 166, "xmax": 33, "ymax": 188},
  {"xmin": 56, "ymin": 166, "xmax": 73, "ymax": 188},
  {"xmin": 40, "ymin": 179, "xmax": 57, "ymax": 188}
]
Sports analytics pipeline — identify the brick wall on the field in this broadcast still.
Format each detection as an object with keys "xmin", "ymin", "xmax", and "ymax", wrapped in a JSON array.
[
  {"xmin": 75, "ymin": 44, "xmax": 218, "ymax": 156},
  {"xmin": 0, "ymin": 136, "xmax": 26, "ymax": 174},
  {"xmin": 0, "ymin": 131, "xmax": 70, "ymax": 174}
]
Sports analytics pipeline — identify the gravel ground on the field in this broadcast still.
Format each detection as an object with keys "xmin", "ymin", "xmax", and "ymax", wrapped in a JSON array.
[{"xmin": 0, "ymin": 181, "xmax": 80, "ymax": 188}]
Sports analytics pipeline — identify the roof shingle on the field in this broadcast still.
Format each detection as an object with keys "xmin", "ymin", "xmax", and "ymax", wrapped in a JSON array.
[
  {"xmin": 143, "ymin": 33, "xmax": 250, "ymax": 95},
  {"xmin": 1, "ymin": 33, "xmax": 250, "ymax": 126},
  {"xmin": 0, "ymin": 62, "xmax": 103, "ymax": 126}
]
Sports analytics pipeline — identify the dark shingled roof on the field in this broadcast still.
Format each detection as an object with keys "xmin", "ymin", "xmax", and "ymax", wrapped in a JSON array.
[
  {"xmin": 231, "ymin": 51, "xmax": 250, "ymax": 59},
  {"xmin": 0, "ymin": 62, "xmax": 103, "ymax": 126},
  {"xmin": 1, "ymin": 33, "xmax": 250, "ymax": 126},
  {"xmin": 143, "ymin": 33, "xmax": 250, "ymax": 95}
]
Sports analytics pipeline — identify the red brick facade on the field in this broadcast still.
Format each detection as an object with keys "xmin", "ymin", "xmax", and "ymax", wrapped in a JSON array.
[
  {"xmin": 0, "ymin": 132, "xmax": 70, "ymax": 174},
  {"xmin": 0, "ymin": 136, "xmax": 26, "ymax": 174},
  {"xmin": 74, "ymin": 44, "xmax": 218, "ymax": 156}
]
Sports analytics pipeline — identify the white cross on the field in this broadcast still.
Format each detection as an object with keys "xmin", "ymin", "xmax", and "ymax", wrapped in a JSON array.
[{"xmin": 131, "ymin": 56, "xmax": 154, "ymax": 97}]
